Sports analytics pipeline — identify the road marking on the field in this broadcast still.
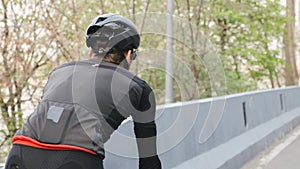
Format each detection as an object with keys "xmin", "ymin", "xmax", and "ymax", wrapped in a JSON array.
[{"xmin": 256, "ymin": 126, "xmax": 300, "ymax": 169}]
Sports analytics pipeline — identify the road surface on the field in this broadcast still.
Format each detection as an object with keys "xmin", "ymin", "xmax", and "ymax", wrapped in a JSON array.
[{"xmin": 241, "ymin": 124, "xmax": 300, "ymax": 169}]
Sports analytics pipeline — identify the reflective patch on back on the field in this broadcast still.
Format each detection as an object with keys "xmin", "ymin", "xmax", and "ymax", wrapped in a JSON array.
[{"xmin": 47, "ymin": 106, "xmax": 64, "ymax": 123}]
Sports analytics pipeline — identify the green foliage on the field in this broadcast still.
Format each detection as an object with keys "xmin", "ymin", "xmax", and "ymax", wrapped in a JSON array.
[{"xmin": 206, "ymin": 0, "xmax": 286, "ymax": 91}]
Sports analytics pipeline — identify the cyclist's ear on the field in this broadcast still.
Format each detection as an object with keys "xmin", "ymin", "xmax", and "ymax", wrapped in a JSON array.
[
  {"xmin": 124, "ymin": 50, "xmax": 132, "ymax": 64},
  {"xmin": 88, "ymin": 49, "xmax": 93, "ymax": 58}
]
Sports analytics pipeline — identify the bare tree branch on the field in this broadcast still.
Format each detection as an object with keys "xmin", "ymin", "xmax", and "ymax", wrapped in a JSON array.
[
  {"xmin": 139, "ymin": 0, "xmax": 151, "ymax": 34},
  {"xmin": 99, "ymin": 0, "xmax": 105, "ymax": 14},
  {"xmin": 1, "ymin": 0, "xmax": 10, "ymax": 75},
  {"xmin": 0, "ymin": 134, "xmax": 9, "ymax": 148},
  {"xmin": 132, "ymin": 0, "xmax": 136, "ymax": 23}
]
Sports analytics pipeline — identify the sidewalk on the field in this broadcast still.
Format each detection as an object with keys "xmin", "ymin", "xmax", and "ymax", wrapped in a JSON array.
[{"xmin": 241, "ymin": 124, "xmax": 300, "ymax": 169}]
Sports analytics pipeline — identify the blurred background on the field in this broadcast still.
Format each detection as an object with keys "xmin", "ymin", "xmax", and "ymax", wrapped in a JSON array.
[{"xmin": 1, "ymin": 0, "xmax": 300, "ymax": 164}]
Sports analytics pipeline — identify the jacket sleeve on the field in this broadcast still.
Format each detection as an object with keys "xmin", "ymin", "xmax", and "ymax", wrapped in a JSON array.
[{"xmin": 130, "ymin": 83, "xmax": 162, "ymax": 169}]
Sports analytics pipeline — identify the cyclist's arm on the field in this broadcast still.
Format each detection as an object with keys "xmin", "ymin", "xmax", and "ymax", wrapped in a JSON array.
[{"xmin": 131, "ymin": 83, "xmax": 162, "ymax": 169}]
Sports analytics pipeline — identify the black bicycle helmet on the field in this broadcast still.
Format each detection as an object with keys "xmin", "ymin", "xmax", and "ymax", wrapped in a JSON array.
[{"xmin": 86, "ymin": 14, "xmax": 140, "ymax": 59}]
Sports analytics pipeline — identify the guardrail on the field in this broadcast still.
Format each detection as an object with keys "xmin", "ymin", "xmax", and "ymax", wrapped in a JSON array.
[
  {"xmin": 2, "ymin": 87, "xmax": 300, "ymax": 168},
  {"xmin": 104, "ymin": 86, "xmax": 300, "ymax": 169}
]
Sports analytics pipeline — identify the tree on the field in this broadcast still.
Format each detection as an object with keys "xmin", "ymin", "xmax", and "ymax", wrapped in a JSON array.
[
  {"xmin": 0, "ymin": 0, "xmax": 293, "ymax": 162},
  {"xmin": 284, "ymin": 0, "xmax": 299, "ymax": 86},
  {"xmin": 0, "ymin": 0, "xmax": 57, "ymax": 159},
  {"xmin": 0, "ymin": 0, "xmax": 160, "ymax": 160},
  {"xmin": 209, "ymin": 0, "xmax": 286, "ymax": 91}
]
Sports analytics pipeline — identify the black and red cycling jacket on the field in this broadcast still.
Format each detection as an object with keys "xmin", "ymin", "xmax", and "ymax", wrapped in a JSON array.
[{"xmin": 14, "ymin": 58, "xmax": 161, "ymax": 168}]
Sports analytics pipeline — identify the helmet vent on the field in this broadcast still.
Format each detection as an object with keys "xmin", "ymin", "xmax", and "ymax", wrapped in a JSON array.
[{"xmin": 96, "ymin": 17, "xmax": 107, "ymax": 24}]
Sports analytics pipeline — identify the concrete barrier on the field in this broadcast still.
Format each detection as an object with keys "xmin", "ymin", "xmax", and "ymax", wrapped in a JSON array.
[{"xmin": 104, "ymin": 86, "xmax": 300, "ymax": 169}]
